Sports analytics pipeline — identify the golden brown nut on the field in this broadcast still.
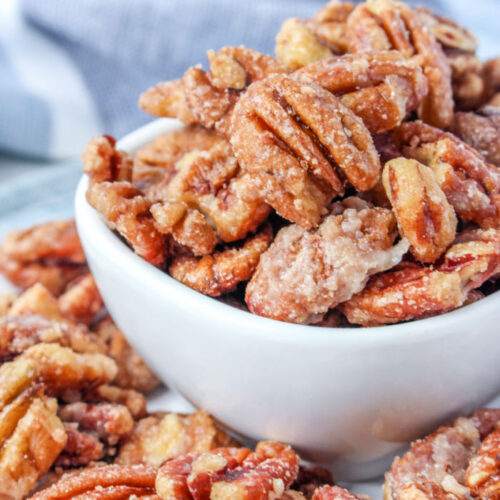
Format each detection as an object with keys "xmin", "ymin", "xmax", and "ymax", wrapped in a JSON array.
[
  {"xmin": 382, "ymin": 158, "xmax": 457, "ymax": 263},
  {"xmin": 20, "ymin": 343, "xmax": 117, "ymax": 398},
  {"xmin": 342, "ymin": 229, "xmax": 500, "ymax": 325},
  {"xmin": 451, "ymin": 110, "xmax": 500, "ymax": 167},
  {"xmin": 86, "ymin": 181, "xmax": 167, "ymax": 266},
  {"xmin": 393, "ymin": 121, "xmax": 500, "ymax": 229},
  {"xmin": 416, "ymin": 7, "xmax": 477, "ymax": 54},
  {"xmin": 0, "ymin": 220, "xmax": 87, "ymax": 295},
  {"xmin": 93, "ymin": 316, "xmax": 160, "ymax": 394},
  {"xmin": 231, "ymin": 74, "xmax": 380, "ymax": 228},
  {"xmin": 0, "ymin": 359, "xmax": 66, "ymax": 499},
  {"xmin": 347, "ymin": 0, "xmax": 453, "ymax": 128},
  {"xmin": 466, "ymin": 425, "xmax": 500, "ymax": 498},
  {"xmin": 276, "ymin": 18, "xmax": 332, "ymax": 71},
  {"xmin": 0, "ymin": 313, "xmax": 106, "ymax": 361},
  {"xmin": 155, "ymin": 441, "xmax": 299, "ymax": 500},
  {"xmin": 117, "ymin": 410, "xmax": 236, "ymax": 467},
  {"xmin": 295, "ymin": 51, "xmax": 428, "ymax": 134},
  {"xmin": 246, "ymin": 202, "xmax": 409, "ymax": 324},
  {"xmin": 384, "ymin": 409, "xmax": 500, "ymax": 500},
  {"xmin": 29, "ymin": 464, "xmax": 160, "ymax": 499},
  {"xmin": 140, "ymin": 47, "xmax": 286, "ymax": 138},
  {"xmin": 169, "ymin": 226, "xmax": 272, "ymax": 297}
]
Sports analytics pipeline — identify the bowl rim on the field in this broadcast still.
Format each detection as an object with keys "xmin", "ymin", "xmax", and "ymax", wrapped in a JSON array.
[{"xmin": 75, "ymin": 117, "xmax": 500, "ymax": 346}]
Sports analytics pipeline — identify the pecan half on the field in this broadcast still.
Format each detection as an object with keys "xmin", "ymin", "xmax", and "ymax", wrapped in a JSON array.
[
  {"xmin": 86, "ymin": 181, "xmax": 167, "ymax": 266},
  {"xmin": 393, "ymin": 121, "xmax": 500, "ymax": 229},
  {"xmin": 231, "ymin": 74, "xmax": 380, "ymax": 228},
  {"xmin": 246, "ymin": 201, "xmax": 408, "ymax": 324},
  {"xmin": 140, "ymin": 47, "xmax": 286, "ymax": 138},
  {"xmin": 0, "ymin": 220, "xmax": 87, "ymax": 295},
  {"xmin": 156, "ymin": 441, "xmax": 299, "ymax": 500},
  {"xmin": 382, "ymin": 158, "xmax": 457, "ymax": 263},
  {"xmin": 117, "ymin": 410, "xmax": 236, "ymax": 467},
  {"xmin": 342, "ymin": 228, "xmax": 500, "ymax": 325},
  {"xmin": 29, "ymin": 464, "xmax": 159, "ymax": 499},
  {"xmin": 347, "ymin": 0, "xmax": 453, "ymax": 128},
  {"xmin": 169, "ymin": 225, "xmax": 272, "ymax": 297},
  {"xmin": 295, "ymin": 51, "xmax": 428, "ymax": 134}
]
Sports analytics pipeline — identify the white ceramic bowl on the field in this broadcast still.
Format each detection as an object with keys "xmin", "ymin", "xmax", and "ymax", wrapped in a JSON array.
[{"xmin": 75, "ymin": 118, "xmax": 500, "ymax": 481}]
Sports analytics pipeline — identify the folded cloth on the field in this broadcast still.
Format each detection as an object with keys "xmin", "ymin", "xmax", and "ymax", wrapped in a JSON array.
[{"xmin": 0, "ymin": 0, "xmax": 497, "ymax": 160}]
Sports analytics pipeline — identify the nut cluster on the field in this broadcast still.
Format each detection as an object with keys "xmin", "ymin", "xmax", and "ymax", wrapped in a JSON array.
[{"xmin": 84, "ymin": 0, "xmax": 500, "ymax": 327}]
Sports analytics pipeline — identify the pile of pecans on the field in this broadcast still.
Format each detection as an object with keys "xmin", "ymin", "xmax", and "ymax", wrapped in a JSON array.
[{"xmin": 84, "ymin": 0, "xmax": 500, "ymax": 327}]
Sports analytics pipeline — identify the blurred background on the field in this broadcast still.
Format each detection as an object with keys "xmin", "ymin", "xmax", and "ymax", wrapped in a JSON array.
[{"xmin": 0, "ymin": 0, "xmax": 498, "ymax": 236}]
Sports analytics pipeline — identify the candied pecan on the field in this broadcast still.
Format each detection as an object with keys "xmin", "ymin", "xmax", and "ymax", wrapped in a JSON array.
[
  {"xmin": 382, "ymin": 411, "xmax": 500, "ymax": 500},
  {"xmin": 466, "ymin": 425, "xmax": 500, "ymax": 498},
  {"xmin": 246, "ymin": 203, "xmax": 408, "ymax": 324},
  {"xmin": 231, "ymin": 74, "xmax": 380, "ymax": 228},
  {"xmin": 8, "ymin": 283, "xmax": 65, "ymax": 322},
  {"xmin": 451, "ymin": 110, "xmax": 500, "ymax": 167},
  {"xmin": 86, "ymin": 181, "xmax": 167, "ymax": 266},
  {"xmin": 20, "ymin": 343, "xmax": 117, "ymax": 398},
  {"xmin": 347, "ymin": 0, "xmax": 453, "ymax": 128},
  {"xmin": 82, "ymin": 135, "xmax": 133, "ymax": 186},
  {"xmin": 416, "ymin": 8, "xmax": 477, "ymax": 54},
  {"xmin": 0, "ymin": 360, "xmax": 66, "ymax": 499},
  {"xmin": 382, "ymin": 158, "xmax": 457, "ymax": 263},
  {"xmin": 312, "ymin": 486, "xmax": 363, "ymax": 500},
  {"xmin": 291, "ymin": 465, "xmax": 335, "ymax": 499},
  {"xmin": 295, "ymin": 51, "xmax": 428, "ymax": 134},
  {"xmin": 140, "ymin": 47, "xmax": 286, "ymax": 138},
  {"xmin": 117, "ymin": 410, "xmax": 236, "ymax": 467},
  {"xmin": 393, "ymin": 121, "xmax": 500, "ymax": 228},
  {"xmin": 93, "ymin": 315, "xmax": 160, "ymax": 394},
  {"xmin": 58, "ymin": 274, "xmax": 104, "ymax": 325},
  {"xmin": 0, "ymin": 220, "xmax": 87, "ymax": 295},
  {"xmin": 30, "ymin": 464, "xmax": 159, "ymax": 499},
  {"xmin": 0, "ymin": 314, "xmax": 106, "ymax": 361},
  {"xmin": 170, "ymin": 226, "xmax": 272, "ymax": 297},
  {"xmin": 276, "ymin": 18, "xmax": 333, "ymax": 71},
  {"xmin": 343, "ymin": 229, "xmax": 500, "ymax": 325},
  {"xmin": 156, "ymin": 441, "xmax": 299, "ymax": 500}
]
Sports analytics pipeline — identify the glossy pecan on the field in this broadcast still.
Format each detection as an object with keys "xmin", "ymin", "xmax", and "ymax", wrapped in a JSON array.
[
  {"xmin": 231, "ymin": 73, "xmax": 380, "ymax": 228},
  {"xmin": 169, "ymin": 225, "xmax": 272, "ymax": 297},
  {"xmin": 295, "ymin": 51, "xmax": 428, "ymax": 134},
  {"xmin": 393, "ymin": 121, "xmax": 500, "ymax": 229},
  {"xmin": 30, "ymin": 464, "xmax": 159, "ymax": 499},
  {"xmin": 382, "ymin": 157, "xmax": 457, "ymax": 263},
  {"xmin": 0, "ymin": 220, "xmax": 87, "ymax": 295},
  {"xmin": 140, "ymin": 47, "xmax": 286, "ymax": 138},
  {"xmin": 246, "ymin": 201, "xmax": 408, "ymax": 324},
  {"xmin": 347, "ymin": 0, "xmax": 453, "ymax": 128},
  {"xmin": 342, "ymin": 228, "xmax": 500, "ymax": 325},
  {"xmin": 156, "ymin": 441, "xmax": 299, "ymax": 500}
]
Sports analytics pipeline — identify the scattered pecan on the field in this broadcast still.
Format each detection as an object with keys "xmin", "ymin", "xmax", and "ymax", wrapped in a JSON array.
[
  {"xmin": 0, "ymin": 220, "xmax": 87, "ymax": 295},
  {"xmin": 382, "ymin": 157, "xmax": 457, "ymax": 263},
  {"xmin": 29, "ymin": 464, "xmax": 159, "ymax": 499},
  {"xmin": 246, "ymin": 201, "xmax": 408, "ymax": 324},
  {"xmin": 156, "ymin": 441, "xmax": 299, "ymax": 500},
  {"xmin": 451, "ymin": 109, "xmax": 500, "ymax": 167},
  {"xmin": 58, "ymin": 274, "xmax": 104, "ymax": 325},
  {"xmin": 140, "ymin": 47, "xmax": 286, "ymax": 138},
  {"xmin": 117, "ymin": 410, "xmax": 236, "ymax": 467},
  {"xmin": 347, "ymin": 0, "xmax": 453, "ymax": 128},
  {"xmin": 231, "ymin": 73, "xmax": 380, "ymax": 228},
  {"xmin": 86, "ymin": 181, "xmax": 167, "ymax": 266},
  {"xmin": 170, "ymin": 225, "xmax": 272, "ymax": 297},
  {"xmin": 343, "ymin": 228, "xmax": 500, "ymax": 325},
  {"xmin": 93, "ymin": 315, "xmax": 160, "ymax": 394},
  {"xmin": 393, "ymin": 121, "xmax": 500, "ymax": 229},
  {"xmin": 295, "ymin": 51, "xmax": 428, "ymax": 134}
]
